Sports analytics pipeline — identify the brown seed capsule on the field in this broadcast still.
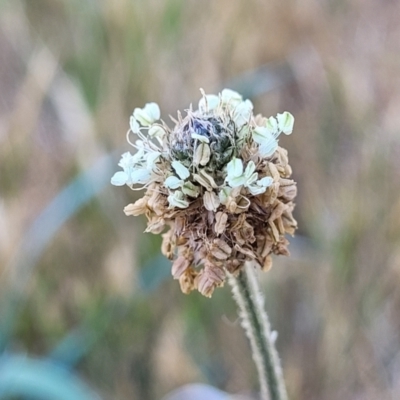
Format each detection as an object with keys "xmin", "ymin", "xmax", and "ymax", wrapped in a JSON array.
[
  {"xmin": 211, "ymin": 239, "xmax": 232, "ymax": 260},
  {"xmin": 171, "ymin": 255, "xmax": 190, "ymax": 279},
  {"xmin": 262, "ymin": 255, "xmax": 273, "ymax": 271},
  {"xmin": 145, "ymin": 217, "xmax": 165, "ymax": 234},
  {"xmin": 204, "ymin": 191, "xmax": 220, "ymax": 212},
  {"xmin": 214, "ymin": 212, "xmax": 228, "ymax": 235},
  {"xmin": 124, "ymin": 197, "xmax": 149, "ymax": 216},
  {"xmin": 179, "ymin": 267, "xmax": 198, "ymax": 294},
  {"xmin": 196, "ymin": 266, "xmax": 225, "ymax": 297},
  {"xmin": 161, "ymin": 231, "xmax": 174, "ymax": 259}
]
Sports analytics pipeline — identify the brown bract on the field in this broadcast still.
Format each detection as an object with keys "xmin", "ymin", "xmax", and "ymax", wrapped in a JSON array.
[{"xmin": 124, "ymin": 144, "xmax": 297, "ymax": 297}]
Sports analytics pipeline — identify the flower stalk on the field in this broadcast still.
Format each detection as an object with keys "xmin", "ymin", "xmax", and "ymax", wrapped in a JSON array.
[{"xmin": 229, "ymin": 263, "xmax": 288, "ymax": 400}]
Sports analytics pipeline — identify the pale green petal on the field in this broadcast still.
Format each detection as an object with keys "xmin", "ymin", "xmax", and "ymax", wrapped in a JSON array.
[
  {"xmin": 118, "ymin": 150, "xmax": 144, "ymax": 169},
  {"xmin": 148, "ymin": 125, "xmax": 166, "ymax": 139},
  {"xmin": 245, "ymin": 172, "xmax": 258, "ymax": 187},
  {"xmin": 277, "ymin": 111, "xmax": 294, "ymax": 135},
  {"xmin": 182, "ymin": 181, "xmax": 200, "ymax": 198},
  {"xmin": 257, "ymin": 176, "xmax": 273, "ymax": 187},
  {"xmin": 252, "ymin": 126, "xmax": 274, "ymax": 145},
  {"xmin": 144, "ymin": 102, "xmax": 160, "ymax": 121},
  {"xmin": 232, "ymin": 99, "xmax": 253, "ymax": 128},
  {"xmin": 244, "ymin": 161, "xmax": 256, "ymax": 179},
  {"xmin": 135, "ymin": 140, "xmax": 144, "ymax": 149},
  {"xmin": 111, "ymin": 171, "xmax": 128, "ymax": 186},
  {"xmin": 219, "ymin": 187, "xmax": 232, "ymax": 205},
  {"xmin": 226, "ymin": 158, "xmax": 243, "ymax": 179},
  {"xmin": 132, "ymin": 149, "xmax": 146, "ymax": 164},
  {"xmin": 129, "ymin": 116, "xmax": 140, "ymax": 133},
  {"xmin": 146, "ymin": 151, "xmax": 160, "ymax": 170},
  {"xmin": 133, "ymin": 108, "xmax": 152, "ymax": 126},
  {"xmin": 133, "ymin": 102, "xmax": 160, "ymax": 126},
  {"xmin": 198, "ymin": 94, "xmax": 219, "ymax": 112},
  {"xmin": 238, "ymin": 125, "xmax": 251, "ymax": 140},
  {"xmin": 130, "ymin": 169, "xmax": 151, "ymax": 184},
  {"xmin": 164, "ymin": 176, "xmax": 183, "ymax": 189},
  {"xmin": 118, "ymin": 152, "xmax": 133, "ymax": 169},
  {"xmin": 172, "ymin": 160, "xmax": 190, "ymax": 180},
  {"xmin": 266, "ymin": 116, "xmax": 278, "ymax": 135},
  {"xmin": 259, "ymin": 140, "xmax": 278, "ymax": 157},
  {"xmin": 248, "ymin": 185, "xmax": 267, "ymax": 195},
  {"xmin": 191, "ymin": 133, "xmax": 210, "ymax": 143},
  {"xmin": 168, "ymin": 190, "xmax": 189, "ymax": 209},
  {"xmin": 221, "ymin": 88, "xmax": 243, "ymax": 105},
  {"xmin": 227, "ymin": 175, "xmax": 247, "ymax": 188}
]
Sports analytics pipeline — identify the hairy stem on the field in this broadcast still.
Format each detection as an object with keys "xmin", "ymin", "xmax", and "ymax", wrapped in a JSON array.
[{"xmin": 228, "ymin": 263, "xmax": 288, "ymax": 400}]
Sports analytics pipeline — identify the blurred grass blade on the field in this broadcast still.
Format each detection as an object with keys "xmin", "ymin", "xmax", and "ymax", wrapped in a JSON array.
[
  {"xmin": 0, "ymin": 355, "xmax": 100, "ymax": 400},
  {"xmin": 0, "ymin": 153, "xmax": 116, "ymax": 350},
  {"xmin": 50, "ymin": 326, "xmax": 99, "ymax": 369},
  {"xmin": 49, "ymin": 300, "xmax": 118, "ymax": 369},
  {"xmin": 139, "ymin": 254, "xmax": 172, "ymax": 294},
  {"xmin": 224, "ymin": 61, "xmax": 295, "ymax": 99}
]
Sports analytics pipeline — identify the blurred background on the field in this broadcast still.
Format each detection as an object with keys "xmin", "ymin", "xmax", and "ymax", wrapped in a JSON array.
[{"xmin": 1, "ymin": 0, "xmax": 400, "ymax": 399}]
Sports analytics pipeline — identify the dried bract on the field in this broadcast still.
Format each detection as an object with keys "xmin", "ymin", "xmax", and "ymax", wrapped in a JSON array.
[{"xmin": 112, "ymin": 89, "xmax": 297, "ymax": 296}]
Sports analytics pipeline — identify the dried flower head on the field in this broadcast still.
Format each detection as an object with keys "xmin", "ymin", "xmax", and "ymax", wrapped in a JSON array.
[{"xmin": 112, "ymin": 89, "xmax": 297, "ymax": 297}]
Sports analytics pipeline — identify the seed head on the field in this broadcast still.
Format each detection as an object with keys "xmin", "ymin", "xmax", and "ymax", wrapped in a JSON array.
[{"xmin": 112, "ymin": 88, "xmax": 297, "ymax": 297}]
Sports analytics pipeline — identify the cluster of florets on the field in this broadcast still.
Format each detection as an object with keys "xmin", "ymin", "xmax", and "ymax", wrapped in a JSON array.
[{"xmin": 111, "ymin": 89, "xmax": 297, "ymax": 297}]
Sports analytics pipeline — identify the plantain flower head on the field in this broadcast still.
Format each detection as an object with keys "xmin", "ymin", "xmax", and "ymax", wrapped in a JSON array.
[{"xmin": 112, "ymin": 89, "xmax": 297, "ymax": 297}]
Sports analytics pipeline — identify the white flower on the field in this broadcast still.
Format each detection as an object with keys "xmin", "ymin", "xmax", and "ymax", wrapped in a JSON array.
[
  {"xmin": 129, "ymin": 116, "xmax": 140, "ymax": 133},
  {"xmin": 259, "ymin": 140, "xmax": 278, "ymax": 157},
  {"xmin": 198, "ymin": 94, "xmax": 219, "ymax": 112},
  {"xmin": 118, "ymin": 150, "xmax": 144, "ymax": 169},
  {"xmin": 111, "ymin": 171, "xmax": 129, "ymax": 186},
  {"xmin": 164, "ymin": 176, "xmax": 183, "ymax": 189},
  {"xmin": 129, "ymin": 169, "xmax": 151, "ymax": 184},
  {"xmin": 145, "ymin": 151, "xmax": 160, "ymax": 171},
  {"xmin": 248, "ymin": 176, "xmax": 273, "ymax": 195},
  {"xmin": 232, "ymin": 99, "xmax": 253, "ymax": 128},
  {"xmin": 172, "ymin": 160, "xmax": 190, "ymax": 180},
  {"xmin": 252, "ymin": 127, "xmax": 278, "ymax": 157},
  {"xmin": 252, "ymin": 127, "xmax": 274, "ymax": 145},
  {"xmin": 165, "ymin": 161, "xmax": 193, "ymax": 192},
  {"xmin": 133, "ymin": 102, "xmax": 160, "ymax": 126},
  {"xmin": 111, "ymin": 168, "xmax": 151, "ymax": 187},
  {"xmin": 168, "ymin": 190, "xmax": 189, "ymax": 209},
  {"xmin": 221, "ymin": 88, "xmax": 243, "ymax": 105},
  {"xmin": 226, "ymin": 159, "xmax": 258, "ymax": 188},
  {"xmin": 265, "ymin": 116, "xmax": 278, "ymax": 135},
  {"xmin": 219, "ymin": 186, "xmax": 232, "ymax": 205},
  {"xmin": 111, "ymin": 150, "xmax": 157, "ymax": 187},
  {"xmin": 226, "ymin": 158, "xmax": 243, "ymax": 181},
  {"xmin": 148, "ymin": 125, "xmax": 166, "ymax": 140},
  {"xmin": 111, "ymin": 152, "xmax": 142, "ymax": 186},
  {"xmin": 277, "ymin": 111, "xmax": 294, "ymax": 135}
]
